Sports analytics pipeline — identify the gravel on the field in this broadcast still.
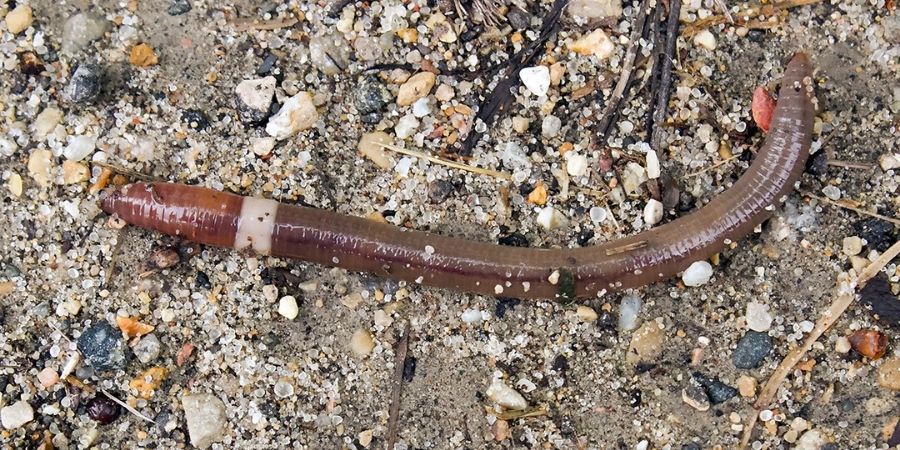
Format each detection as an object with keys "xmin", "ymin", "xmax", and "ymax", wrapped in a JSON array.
[{"xmin": 732, "ymin": 331, "xmax": 774, "ymax": 369}]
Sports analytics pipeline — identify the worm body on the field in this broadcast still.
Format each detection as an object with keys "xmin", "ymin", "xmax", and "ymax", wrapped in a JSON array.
[{"xmin": 102, "ymin": 53, "xmax": 816, "ymax": 300}]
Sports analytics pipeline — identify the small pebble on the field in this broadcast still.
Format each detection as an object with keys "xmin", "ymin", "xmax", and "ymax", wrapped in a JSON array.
[
  {"xmin": 732, "ymin": 331, "xmax": 773, "ymax": 369},
  {"xmin": 854, "ymin": 218, "xmax": 893, "ymax": 252},
  {"xmin": 394, "ymin": 114, "xmax": 419, "ymax": 140},
  {"xmin": 355, "ymin": 76, "xmax": 390, "ymax": 114},
  {"xmin": 235, "ymin": 76, "xmax": 276, "ymax": 124},
  {"xmin": 794, "ymin": 429, "xmax": 828, "ymax": 450},
  {"xmin": 129, "ymin": 43, "xmax": 159, "ymax": 67},
  {"xmin": 250, "ymin": 137, "xmax": 276, "ymax": 157},
  {"xmin": 847, "ymin": 329, "xmax": 888, "ymax": 359},
  {"xmin": 278, "ymin": 296, "xmax": 299, "ymax": 320},
  {"xmin": 541, "ymin": 115, "xmax": 561, "ymax": 138},
  {"xmin": 589, "ymin": 206, "xmax": 608, "ymax": 224},
  {"xmin": 622, "ymin": 162, "xmax": 647, "ymax": 195},
  {"xmin": 77, "ymin": 321, "xmax": 128, "ymax": 372},
  {"xmin": 33, "ymin": 108, "xmax": 63, "ymax": 139},
  {"xmin": 427, "ymin": 179, "xmax": 455, "ymax": 203},
  {"xmin": 570, "ymin": 29, "xmax": 615, "ymax": 59},
  {"xmin": 566, "ymin": 153, "xmax": 588, "ymax": 177},
  {"xmin": 134, "ymin": 334, "xmax": 162, "ymax": 363},
  {"xmin": 626, "ymin": 320, "xmax": 664, "ymax": 365},
  {"xmin": 349, "ymin": 329, "xmax": 374, "ymax": 357},
  {"xmin": 745, "ymin": 301, "xmax": 773, "ymax": 332},
  {"xmin": 693, "ymin": 30, "xmax": 717, "ymax": 50},
  {"xmin": 7, "ymin": 172, "xmax": 23, "ymax": 197},
  {"xmin": 486, "ymin": 380, "xmax": 528, "ymax": 410},
  {"xmin": 86, "ymin": 394, "xmax": 121, "ymax": 425},
  {"xmin": 536, "ymin": 206, "xmax": 567, "ymax": 230},
  {"xmin": 64, "ymin": 62, "xmax": 104, "ymax": 103},
  {"xmin": 274, "ymin": 380, "xmax": 294, "ymax": 398},
  {"xmin": 682, "ymin": 386, "xmax": 710, "ymax": 411},
  {"xmin": 182, "ymin": 394, "xmax": 227, "ymax": 449},
  {"xmin": 512, "ymin": 116, "xmax": 530, "ymax": 133},
  {"xmin": 358, "ymin": 132, "xmax": 392, "ymax": 169},
  {"xmin": 168, "ymin": 0, "xmax": 192, "ymax": 15},
  {"xmin": 694, "ymin": 373, "xmax": 738, "ymax": 404},
  {"xmin": 64, "ymin": 135, "xmax": 97, "ymax": 161},
  {"xmin": 0, "ymin": 137, "xmax": 17, "ymax": 157},
  {"xmin": 841, "ymin": 236, "xmax": 863, "ymax": 256},
  {"xmin": 682, "ymin": 261, "xmax": 713, "ymax": 287},
  {"xmin": 645, "ymin": 150, "xmax": 660, "ymax": 179},
  {"xmin": 61, "ymin": 13, "xmax": 108, "ymax": 55},
  {"xmin": 5, "ymin": 5, "xmax": 33, "ymax": 35},
  {"xmin": 519, "ymin": 66, "xmax": 550, "ymax": 97},
  {"xmin": 411, "ymin": 98, "xmax": 432, "ymax": 117},
  {"xmin": 309, "ymin": 34, "xmax": 351, "ymax": 75},
  {"xmin": 62, "ymin": 161, "xmax": 91, "ymax": 184},
  {"xmin": 461, "ymin": 308, "xmax": 483, "ymax": 324},
  {"xmin": 821, "ymin": 185, "xmax": 841, "ymax": 201},
  {"xmin": 879, "ymin": 153, "xmax": 900, "ymax": 171},
  {"xmin": 37, "ymin": 367, "xmax": 59, "ymax": 388},
  {"xmin": 266, "ymin": 92, "xmax": 318, "ymax": 140},
  {"xmin": 1, "ymin": 400, "xmax": 34, "ymax": 429},
  {"xmin": 27, "ymin": 149, "xmax": 52, "ymax": 187},
  {"xmin": 576, "ymin": 305, "xmax": 598, "ymax": 321},
  {"xmin": 568, "ymin": 0, "xmax": 622, "ymax": 19},
  {"xmin": 618, "ymin": 293, "xmax": 643, "ymax": 331},
  {"xmin": 834, "ymin": 336, "xmax": 851, "ymax": 353},
  {"xmin": 737, "ymin": 375, "xmax": 757, "ymax": 397},
  {"xmin": 396, "ymin": 72, "xmax": 436, "ymax": 106},
  {"xmin": 643, "ymin": 199, "xmax": 663, "ymax": 226}
]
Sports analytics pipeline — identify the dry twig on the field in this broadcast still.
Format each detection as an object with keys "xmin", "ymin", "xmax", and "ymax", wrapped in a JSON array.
[
  {"xmin": 377, "ymin": 143, "xmax": 512, "ymax": 180},
  {"xmin": 800, "ymin": 190, "xmax": 900, "ymax": 226},
  {"xmin": 385, "ymin": 325, "xmax": 412, "ymax": 450},
  {"xmin": 649, "ymin": 0, "xmax": 682, "ymax": 152},
  {"xmin": 682, "ymin": 0, "xmax": 822, "ymax": 36}
]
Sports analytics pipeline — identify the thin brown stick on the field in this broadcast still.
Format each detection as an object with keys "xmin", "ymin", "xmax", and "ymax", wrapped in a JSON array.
[
  {"xmin": 683, "ymin": 155, "xmax": 740, "ymax": 178},
  {"xmin": 826, "ymin": 159, "xmax": 876, "ymax": 171},
  {"xmin": 385, "ymin": 325, "xmax": 412, "ymax": 450},
  {"xmin": 229, "ymin": 17, "xmax": 299, "ymax": 32},
  {"xmin": 682, "ymin": 0, "xmax": 822, "ymax": 36},
  {"xmin": 377, "ymin": 143, "xmax": 512, "ymax": 180},
  {"xmin": 738, "ymin": 239, "xmax": 900, "ymax": 449},
  {"xmin": 650, "ymin": 0, "xmax": 682, "ymax": 153},
  {"xmin": 800, "ymin": 190, "xmax": 900, "ymax": 226},
  {"xmin": 593, "ymin": 0, "xmax": 653, "ymax": 144}
]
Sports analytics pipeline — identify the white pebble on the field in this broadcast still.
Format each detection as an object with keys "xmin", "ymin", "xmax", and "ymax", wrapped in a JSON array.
[
  {"xmin": 486, "ymin": 380, "xmax": 528, "ymax": 410},
  {"xmin": 643, "ymin": 199, "xmax": 663, "ymax": 225},
  {"xmin": 182, "ymin": 394, "xmax": 226, "ymax": 449},
  {"xmin": 541, "ymin": 115, "xmax": 562, "ymax": 138},
  {"xmin": 349, "ymin": 329, "xmax": 375, "ymax": 357},
  {"xmin": 265, "ymin": 92, "xmax": 318, "ymax": 140},
  {"xmin": 682, "ymin": 261, "xmax": 713, "ymax": 287},
  {"xmin": 693, "ymin": 30, "xmax": 717, "ymax": 50},
  {"xmin": 461, "ymin": 309, "xmax": 483, "ymax": 324},
  {"xmin": 394, "ymin": 156, "xmax": 414, "ymax": 177},
  {"xmin": 1, "ymin": 401, "xmax": 34, "ymax": 429},
  {"xmin": 589, "ymin": 206, "xmax": 608, "ymax": 223},
  {"xmin": 645, "ymin": 150, "xmax": 660, "ymax": 179},
  {"xmin": 618, "ymin": 293, "xmax": 643, "ymax": 331},
  {"xmin": 879, "ymin": 153, "xmax": 900, "ymax": 171},
  {"xmin": 251, "ymin": 137, "xmax": 276, "ymax": 157},
  {"xmin": 411, "ymin": 98, "xmax": 432, "ymax": 117},
  {"xmin": 0, "ymin": 137, "xmax": 17, "ymax": 157},
  {"xmin": 536, "ymin": 206, "xmax": 567, "ymax": 230},
  {"xmin": 745, "ymin": 302, "xmax": 772, "ymax": 332},
  {"xmin": 63, "ymin": 135, "xmax": 97, "ymax": 161},
  {"xmin": 277, "ymin": 296, "xmax": 299, "ymax": 320},
  {"xmin": 519, "ymin": 66, "xmax": 551, "ymax": 97},
  {"xmin": 821, "ymin": 185, "xmax": 841, "ymax": 201},
  {"xmin": 394, "ymin": 114, "xmax": 419, "ymax": 139},
  {"xmin": 235, "ymin": 76, "xmax": 276, "ymax": 114},
  {"xmin": 841, "ymin": 236, "xmax": 863, "ymax": 256},
  {"xmin": 566, "ymin": 153, "xmax": 588, "ymax": 177}
]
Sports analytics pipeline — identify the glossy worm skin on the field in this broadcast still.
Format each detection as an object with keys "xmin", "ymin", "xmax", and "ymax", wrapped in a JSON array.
[{"xmin": 102, "ymin": 53, "xmax": 816, "ymax": 300}]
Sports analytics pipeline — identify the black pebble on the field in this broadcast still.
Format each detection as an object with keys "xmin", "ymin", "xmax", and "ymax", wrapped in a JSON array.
[
  {"xmin": 77, "ymin": 321, "xmax": 128, "ymax": 372},
  {"xmin": 853, "ymin": 218, "xmax": 895, "ymax": 252},
  {"xmin": 64, "ymin": 62, "xmax": 103, "ymax": 104},
  {"xmin": 693, "ymin": 372, "xmax": 738, "ymax": 404},
  {"xmin": 732, "ymin": 331, "xmax": 773, "ymax": 369},
  {"xmin": 506, "ymin": 6, "xmax": 530, "ymax": 30},
  {"xmin": 495, "ymin": 297, "xmax": 520, "ymax": 319},
  {"xmin": 498, "ymin": 232, "xmax": 529, "ymax": 247},
  {"xmin": 402, "ymin": 356, "xmax": 417, "ymax": 382},
  {"xmin": 678, "ymin": 191, "xmax": 696, "ymax": 212},
  {"xmin": 427, "ymin": 179, "xmax": 455, "ymax": 203},
  {"xmin": 167, "ymin": 0, "xmax": 192, "ymax": 15},
  {"xmin": 257, "ymin": 52, "xmax": 278, "ymax": 76},
  {"xmin": 87, "ymin": 394, "xmax": 121, "ymax": 424},
  {"xmin": 182, "ymin": 109, "xmax": 210, "ymax": 130},
  {"xmin": 576, "ymin": 228, "xmax": 594, "ymax": 246},
  {"xmin": 195, "ymin": 271, "xmax": 211, "ymax": 290},
  {"xmin": 805, "ymin": 150, "xmax": 828, "ymax": 176},
  {"xmin": 354, "ymin": 76, "xmax": 390, "ymax": 115}
]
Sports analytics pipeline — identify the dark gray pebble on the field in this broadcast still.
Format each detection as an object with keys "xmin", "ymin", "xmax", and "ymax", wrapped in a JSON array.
[
  {"xmin": 167, "ymin": 0, "xmax": 192, "ymax": 15},
  {"xmin": 853, "ymin": 218, "xmax": 895, "ymax": 252},
  {"xmin": 732, "ymin": 331, "xmax": 773, "ymax": 369},
  {"xmin": 354, "ymin": 77, "xmax": 389, "ymax": 115},
  {"xmin": 64, "ymin": 62, "xmax": 103, "ymax": 104},
  {"xmin": 77, "ymin": 321, "xmax": 128, "ymax": 372},
  {"xmin": 427, "ymin": 179, "xmax": 455, "ymax": 203},
  {"xmin": 693, "ymin": 373, "xmax": 738, "ymax": 404}
]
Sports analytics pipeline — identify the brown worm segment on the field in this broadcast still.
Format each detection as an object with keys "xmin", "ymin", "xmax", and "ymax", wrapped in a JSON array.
[{"xmin": 101, "ymin": 53, "xmax": 817, "ymax": 300}]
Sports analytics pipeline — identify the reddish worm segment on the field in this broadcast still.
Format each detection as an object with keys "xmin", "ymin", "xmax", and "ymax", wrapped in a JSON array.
[{"xmin": 102, "ymin": 53, "xmax": 816, "ymax": 300}]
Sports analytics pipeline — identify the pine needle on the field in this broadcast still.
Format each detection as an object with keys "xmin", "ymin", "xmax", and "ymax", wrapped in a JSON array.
[
  {"xmin": 801, "ymin": 190, "xmax": 900, "ymax": 226},
  {"xmin": 683, "ymin": 155, "xmax": 741, "ymax": 178},
  {"xmin": 376, "ymin": 143, "xmax": 512, "ymax": 180}
]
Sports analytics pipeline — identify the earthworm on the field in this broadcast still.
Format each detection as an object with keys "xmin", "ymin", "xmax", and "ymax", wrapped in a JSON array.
[{"xmin": 101, "ymin": 53, "xmax": 816, "ymax": 300}]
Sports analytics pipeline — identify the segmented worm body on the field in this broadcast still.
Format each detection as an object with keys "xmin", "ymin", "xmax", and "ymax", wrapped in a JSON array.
[{"xmin": 102, "ymin": 53, "xmax": 816, "ymax": 300}]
